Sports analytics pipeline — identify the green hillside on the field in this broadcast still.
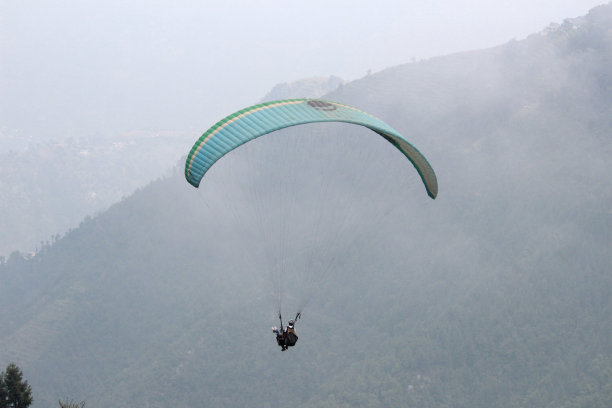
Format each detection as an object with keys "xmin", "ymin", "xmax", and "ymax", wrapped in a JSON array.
[{"xmin": 1, "ymin": 4, "xmax": 612, "ymax": 407}]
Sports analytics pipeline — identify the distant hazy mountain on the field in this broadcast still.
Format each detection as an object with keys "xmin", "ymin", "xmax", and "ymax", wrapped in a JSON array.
[
  {"xmin": 0, "ymin": 76, "xmax": 344, "ymax": 258},
  {"xmin": 0, "ymin": 131, "xmax": 193, "ymax": 258},
  {"xmin": 259, "ymin": 75, "xmax": 345, "ymax": 102},
  {"xmin": 1, "ymin": 4, "xmax": 611, "ymax": 408}
]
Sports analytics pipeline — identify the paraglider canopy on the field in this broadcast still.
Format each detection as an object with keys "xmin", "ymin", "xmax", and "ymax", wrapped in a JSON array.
[{"xmin": 185, "ymin": 98, "xmax": 437, "ymax": 199}]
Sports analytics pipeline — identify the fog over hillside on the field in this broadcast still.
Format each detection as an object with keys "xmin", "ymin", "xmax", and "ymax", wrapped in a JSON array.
[{"xmin": 1, "ymin": 4, "xmax": 612, "ymax": 408}]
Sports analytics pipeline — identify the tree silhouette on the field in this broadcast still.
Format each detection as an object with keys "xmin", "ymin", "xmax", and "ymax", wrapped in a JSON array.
[{"xmin": 0, "ymin": 364, "xmax": 33, "ymax": 408}]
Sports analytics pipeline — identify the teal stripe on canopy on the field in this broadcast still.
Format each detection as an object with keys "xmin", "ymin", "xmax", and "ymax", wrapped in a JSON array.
[{"xmin": 185, "ymin": 99, "xmax": 438, "ymax": 199}]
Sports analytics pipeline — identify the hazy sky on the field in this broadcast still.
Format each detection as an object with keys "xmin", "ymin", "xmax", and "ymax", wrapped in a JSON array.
[{"xmin": 0, "ymin": 0, "xmax": 607, "ymax": 141}]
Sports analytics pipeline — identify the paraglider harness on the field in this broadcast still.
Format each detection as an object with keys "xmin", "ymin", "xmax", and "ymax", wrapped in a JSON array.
[{"xmin": 276, "ymin": 312, "xmax": 301, "ymax": 351}]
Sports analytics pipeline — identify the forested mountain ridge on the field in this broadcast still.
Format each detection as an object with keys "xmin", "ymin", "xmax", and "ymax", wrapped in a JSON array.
[{"xmin": 1, "ymin": 4, "xmax": 612, "ymax": 407}]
